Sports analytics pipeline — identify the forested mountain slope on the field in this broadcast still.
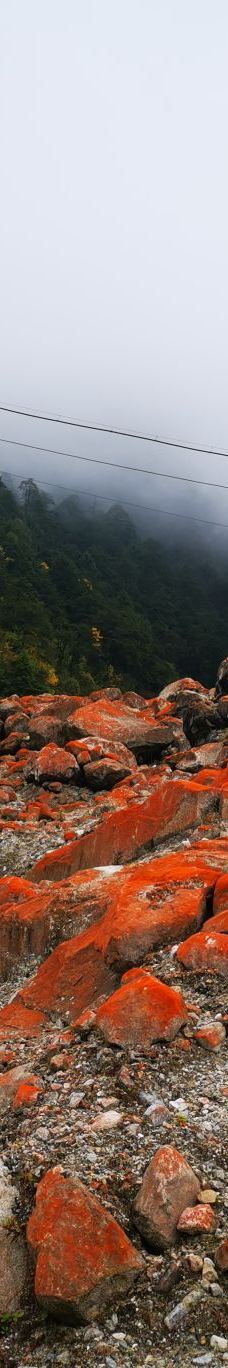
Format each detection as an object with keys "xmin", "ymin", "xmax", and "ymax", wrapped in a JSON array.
[{"xmin": 0, "ymin": 475, "xmax": 227, "ymax": 696}]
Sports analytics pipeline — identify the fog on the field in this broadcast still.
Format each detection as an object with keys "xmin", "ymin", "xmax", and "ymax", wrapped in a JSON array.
[{"xmin": 0, "ymin": 1, "xmax": 228, "ymax": 546}]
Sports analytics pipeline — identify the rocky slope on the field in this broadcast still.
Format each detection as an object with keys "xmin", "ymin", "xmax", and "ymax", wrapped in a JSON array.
[{"xmin": 0, "ymin": 665, "xmax": 227, "ymax": 1368}]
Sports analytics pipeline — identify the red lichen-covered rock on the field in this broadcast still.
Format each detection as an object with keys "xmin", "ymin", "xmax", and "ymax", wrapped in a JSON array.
[
  {"xmin": 176, "ymin": 740, "xmax": 228, "ymax": 773},
  {"xmin": 195, "ymin": 766, "xmax": 228, "ymax": 793},
  {"xmin": 96, "ymin": 970, "xmax": 188, "ymax": 1050},
  {"xmin": 31, "ymin": 778, "xmax": 215, "ymax": 883},
  {"xmin": 0, "ymin": 876, "xmax": 36, "ymax": 906},
  {"xmin": 0, "ymin": 1004, "xmax": 45, "ymax": 1039},
  {"xmin": 49, "ymin": 1052, "xmax": 73, "ymax": 1071},
  {"xmin": 0, "ymin": 866, "xmax": 122, "ymax": 979},
  {"xmin": 213, "ymin": 873, "xmax": 228, "ymax": 914},
  {"xmin": 0, "ymin": 929, "xmax": 117, "ymax": 1037},
  {"xmin": 27, "ymin": 1168, "xmax": 143, "ymax": 1322},
  {"xmin": 26, "ymin": 743, "xmax": 79, "ymax": 783},
  {"xmin": 194, "ymin": 1021, "xmax": 226, "ymax": 1050},
  {"xmin": 66, "ymin": 696, "xmax": 184, "ymax": 754},
  {"xmin": 97, "ymin": 883, "xmax": 206, "ymax": 969},
  {"xmin": 156, "ymin": 677, "xmax": 208, "ymax": 706},
  {"xmin": 0, "ymin": 888, "xmax": 59, "ymax": 979},
  {"xmin": 13, "ymin": 1078, "xmax": 43, "ymax": 1109},
  {"xmin": 215, "ymin": 1238, "xmax": 228, "ymax": 1272},
  {"xmin": 202, "ymin": 909, "xmax": 228, "ymax": 935},
  {"xmin": 3, "ymin": 832, "xmax": 228, "ymax": 1032},
  {"xmin": 67, "ymin": 735, "xmax": 137, "ymax": 772},
  {"xmin": 0, "ymin": 730, "xmax": 26, "ymax": 755},
  {"xmin": 133, "ymin": 1146, "xmax": 201, "ymax": 1248},
  {"xmin": 0, "ymin": 1066, "xmax": 30, "ymax": 1103},
  {"xmin": 177, "ymin": 1204, "xmax": 216, "ymax": 1233},
  {"xmin": 176, "ymin": 929, "xmax": 228, "ymax": 977}
]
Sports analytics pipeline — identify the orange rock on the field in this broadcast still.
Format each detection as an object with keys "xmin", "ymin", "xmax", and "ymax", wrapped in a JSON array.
[
  {"xmin": 0, "ymin": 866, "xmax": 119, "ymax": 978},
  {"xmin": 74, "ymin": 1008, "xmax": 96, "ymax": 1034},
  {"xmin": 27, "ymin": 1168, "xmax": 143, "ymax": 1321},
  {"xmin": 96, "ymin": 883, "xmax": 206, "ymax": 969},
  {"xmin": 0, "ymin": 889, "xmax": 56, "ymax": 977},
  {"xmin": 0, "ymin": 929, "xmax": 117, "ymax": 1036},
  {"xmin": 67, "ymin": 735, "xmax": 137, "ymax": 772},
  {"xmin": 176, "ymin": 929, "xmax": 228, "ymax": 977},
  {"xmin": 194, "ymin": 766, "xmax": 228, "ymax": 793},
  {"xmin": 96, "ymin": 969, "xmax": 188, "ymax": 1050},
  {"xmin": 203, "ymin": 909, "xmax": 228, "ymax": 934},
  {"xmin": 31, "ymin": 778, "xmax": 216, "ymax": 882},
  {"xmin": 26, "ymin": 743, "xmax": 79, "ymax": 783},
  {"xmin": 213, "ymin": 872, "xmax": 228, "ymax": 914},
  {"xmin": 66, "ymin": 696, "xmax": 184, "ymax": 753},
  {"xmin": 13, "ymin": 1079, "xmax": 43, "ymax": 1109},
  {"xmin": 133, "ymin": 1145, "xmax": 200, "ymax": 1248},
  {"xmin": 50, "ymin": 1052, "xmax": 73, "ymax": 1071},
  {"xmin": 177, "ymin": 1204, "xmax": 216, "ymax": 1233},
  {"xmin": 0, "ymin": 1003, "xmax": 45, "ymax": 1037},
  {"xmin": 0, "ymin": 1067, "xmax": 42, "ymax": 1107},
  {"xmin": 171, "ymin": 1037, "xmax": 192, "ymax": 1052},
  {"xmin": 194, "ymin": 1022, "xmax": 226, "ymax": 1050},
  {"xmin": 0, "ymin": 876, "xmax": 35, "ymax": 906}
]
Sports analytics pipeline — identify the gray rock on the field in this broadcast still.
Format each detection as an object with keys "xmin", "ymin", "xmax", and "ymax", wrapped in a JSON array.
[
  {"xmin": 0, "ymin": 1230, "xmax": 29, "ymax": 1315},
  {"xmin": 165, "ymin": 1285, "xmax": 205, "ymax": 1328}
]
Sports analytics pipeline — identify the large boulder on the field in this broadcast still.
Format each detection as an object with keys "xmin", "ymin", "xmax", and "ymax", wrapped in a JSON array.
[
  {"xmin": 27, "ymin": 1168, "xmax": 143, "ymax": 1322},
  {"xmin": 26, "ymin": 742, "xmax": 80, "ymax": 783},
  {"xmin": 133, "ymin": 1146, "xmax": 200, "ymax": 1248},
  {"xmin": 0, "ymin": 930, "xmax": 117, "ymax": 1036},
  {"xmin": 31, "ymin": 776, "xmax": 216, "ymax": 883},
  {"xmin": 176, "ymin": 928, "xmax": 228, "ymax": 977},
  {"xmin": 66, "ymin": 697, "xmax": 184, "ymax": 757},
  {"xmin": 95, "ymin": 969, "xmax": 188, "ymax": 1050}
]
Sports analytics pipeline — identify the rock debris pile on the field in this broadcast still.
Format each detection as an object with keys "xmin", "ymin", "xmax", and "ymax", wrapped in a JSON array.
[{"xmin": 0, "ymin": 666, "xmax": 227, "ymax": 1368}]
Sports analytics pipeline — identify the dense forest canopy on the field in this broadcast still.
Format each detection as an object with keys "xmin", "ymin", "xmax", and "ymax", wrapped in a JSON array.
[{"xmin": 0, "ymin": 475, "xmax": 227, "ymax": 696}]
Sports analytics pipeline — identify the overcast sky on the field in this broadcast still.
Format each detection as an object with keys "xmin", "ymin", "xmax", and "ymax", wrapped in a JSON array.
[{"xmin": 0, "ymin": 1, "xmax": 228, "ymax": 533}]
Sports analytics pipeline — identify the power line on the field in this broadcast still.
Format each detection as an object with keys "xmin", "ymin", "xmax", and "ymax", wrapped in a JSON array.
[
  {"xmin": 2, "ymin": 466, "xmax": 228, "ymax": 531},
  {"xmin": 0, "ymin": 401, "xmax": 228, "ymax": 461},
  {"xmin": 1, "ymin": 434, "xmax": 228, "ymax": 494}
]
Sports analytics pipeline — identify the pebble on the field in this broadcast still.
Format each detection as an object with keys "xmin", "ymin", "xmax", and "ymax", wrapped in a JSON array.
[
  {"xmin": 199, "ymin": 1188, "xmax": 218, "ymax": 1204},
  {"xmin": 170, "ymin": 1096, "xmax": 188, "ymax": 1111},
  {"xmin": 193, "ymin": 1357, "xmax": 213, "ymax": 1366},
  {"xmin": 187, "ymin": 1252, "xmax": 203, "ymax": 1273},
  {"xmin": 144, "ymin": 1101, "xmax": 168, "ymax": 1124},
  {"xmin": 69, "ymin": 1092, "xmax": 85, "ymax": 1107},
  {"xmin": 202, "ymin": 1257, "xmax": 218, "ymax": 1282},
  {"xmin": 89, "ymin": 1109, "xmax": 123, "ymax": 1131},
  {"xmin": 112, "ymin": 1332, "xmax": 127, "ymax": 1342},
  {"xmin": 210, "ymin": 1281, "xmax": 224, "ymax": 1297},
  {"xmin": 164, "ymin": 1285, "xmax": 204, "ymax": 1328}
]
